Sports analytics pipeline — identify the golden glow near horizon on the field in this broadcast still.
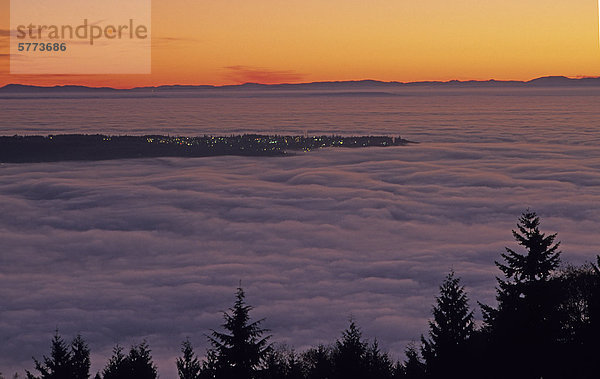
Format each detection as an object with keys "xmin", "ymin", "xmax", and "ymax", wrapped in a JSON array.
[{"xmin": 1, "ymin": 0, "xmax": 599, "ymax": 88}]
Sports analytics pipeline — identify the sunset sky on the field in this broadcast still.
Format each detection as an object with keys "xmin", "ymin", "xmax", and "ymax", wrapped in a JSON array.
[{"xmin": 1, "ymin": 0, "xmax": 599, "ymax": 88}]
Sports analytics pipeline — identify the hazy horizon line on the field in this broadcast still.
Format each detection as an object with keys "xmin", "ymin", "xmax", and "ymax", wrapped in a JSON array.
[{"xmin": 3, "ymin": 74, "xmax": 600, "ymax": 91}]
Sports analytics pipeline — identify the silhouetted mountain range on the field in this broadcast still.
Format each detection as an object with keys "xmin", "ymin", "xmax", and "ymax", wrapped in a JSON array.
[{"xmin": 2, "ymin": 76, "xmax": 599, "ymax": 93}]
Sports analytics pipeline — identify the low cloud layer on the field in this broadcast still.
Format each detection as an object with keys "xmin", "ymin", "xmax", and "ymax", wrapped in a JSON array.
[
  {"xmin": 1, "ymin": 90, "xmax": 599, "ymax": 377},
  {"xmin": 1, "ymin": 139, "xmax": 599, "ymax": 377}
]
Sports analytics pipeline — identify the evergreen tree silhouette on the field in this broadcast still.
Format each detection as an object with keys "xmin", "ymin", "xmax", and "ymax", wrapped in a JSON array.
[
  {"xmin": 101, "ymin": 345, "xmax": 127, "ymax": 379},
  {"xmin": 198, "ymin": 349, "xmax": 219, "ymax": 379},
  {"xmin": 497, "ymin": 210, "xmax": 561, "ymax": 284},
  {"xmin": 590, "ymin": 255, "xmax": 600, "ymax": 337},
  {"xmin": 481, "ymin": 210, "xmax": 562, "ymax": 379},
  {"xmin": 285, "ymin": 349, "xmax": 304, "ymax": 379},
  {"xmin": 262, "ymin": 346, "xmax": 304, "ymax": 379},
  {"xmin": 583, "ymin": 255, "xmax": 600, "ymax": 377},
  {"xmin": 27, "ymin": 330, "xmax": 87, "ymax": 379},
  {"xmin": 102, "ymin": 342, "xmax": 157, "ymax": 379},
  {"xmin": 556, "ymin": 256, "xmax": 600, "ymax": 378},
  {"xmin": 302, "ymin": 344, "xmax": 333, "ymax": 379},
  {"xmin": 262, "ymin": 346, "xmax": 289, "ymax": 379},
  {"xmin": 584, "ymin": 256, "xmax": 600, "ymax": 336},
  {"xmin": 70, "ymin": 334, "xmax": 91, "ymax": 379},
  {"xmin": 421, "ymin": 271, "xmax": 474, "ymax": 378},
  {"xmin": 177, "ymin": 339, "xmax": 201, "ymax": 379},
  {"xmin": 364, "ymin": 340, "xmax": 394, "ymax": 379},
  {"xmin": 206, "ymin": 286, "xmax": 271, "ymax": 379},
  {"xmin": 332, "ymin": 321, "xmax": 367, "ymax": 379},
  {"xmin": 127, "ymin": 342, "xmax": 157, "ymax": 379},
  {"xmin": 398, "ymin": 343, "xmax": 425, "ymax": 379}
]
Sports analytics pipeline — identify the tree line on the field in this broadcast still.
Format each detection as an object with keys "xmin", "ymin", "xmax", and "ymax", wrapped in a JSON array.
[{"xmin": 5, "ymin": 210, "xmax": 600, "ymax": 379}]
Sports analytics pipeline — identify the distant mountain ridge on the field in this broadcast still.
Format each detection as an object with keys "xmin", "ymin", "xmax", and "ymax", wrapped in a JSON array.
[{"xmin": 2, "ymin": 76, "xmax": 600, "ymax": 92}]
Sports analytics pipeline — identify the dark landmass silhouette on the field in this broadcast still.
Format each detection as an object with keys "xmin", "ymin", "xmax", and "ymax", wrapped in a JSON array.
[
  {"xmin": 1, "ymin": 76, "xmax": 599, "ymax": 93},
  {"xmin": 0, "ymin": 134, "xmax": 415, "ymax": 163}
]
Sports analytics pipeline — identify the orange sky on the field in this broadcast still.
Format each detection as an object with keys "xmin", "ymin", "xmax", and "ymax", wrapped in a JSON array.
[{"xmin": 1, "ymin": 0, "xmax": 599, "ymax": 88}]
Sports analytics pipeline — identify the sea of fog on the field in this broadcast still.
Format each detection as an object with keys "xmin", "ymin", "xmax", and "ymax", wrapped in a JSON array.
[{"xmin": 1, "ymin": 87, "xmax": 600, "ymax": 377}]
